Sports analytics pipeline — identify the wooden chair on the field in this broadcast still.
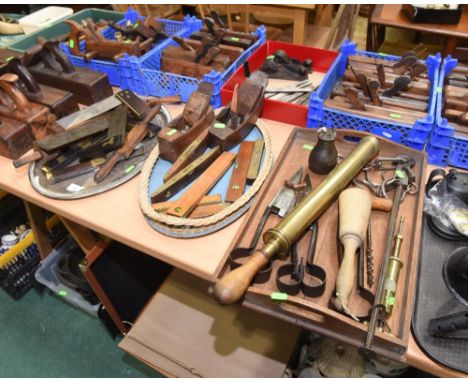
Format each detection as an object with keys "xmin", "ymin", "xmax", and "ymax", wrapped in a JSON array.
[
  {"xmin": 278, "ymin": 5, "xmax": 360, "ymax": 50},
  {"xmin": 196, "ymin": 4, "xmax": 283, "ymax": 40}
]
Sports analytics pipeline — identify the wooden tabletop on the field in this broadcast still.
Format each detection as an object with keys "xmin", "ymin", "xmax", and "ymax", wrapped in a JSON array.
[
  {"xmin": 0, "ymin": 106, "xmax": 464, "ymax": 377},
  {"xmin": 370, "ymin": 4, "xmax": 468, "ymax": 40},
  {"xmin": 0, "ymin": 105, "xmax": 292, "ymax": 280}
]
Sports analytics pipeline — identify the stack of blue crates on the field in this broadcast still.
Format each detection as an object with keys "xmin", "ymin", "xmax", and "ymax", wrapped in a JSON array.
[
  {"xmin": 60, "ymin": 8, "xmax": 266, "ymax": 108},
  {"xmin": 427, "ymin": 56, "xmax": 468, "ymax": 170},
  {"xmin": 307, "ymin": 41, "xmax": 441, "ymax": 151},
  {"xmin": 60, "ymin": 8, "xmax": 203, "ymax": 88},
  {"xmin": 123, "ymin": 26, "xmax": 266, "ymax": 108}
]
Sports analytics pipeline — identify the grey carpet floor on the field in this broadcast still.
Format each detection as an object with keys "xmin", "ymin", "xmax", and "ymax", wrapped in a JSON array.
[{"xmin": 0, "ymin": 286, "xmax": 163, "ymax": 378}]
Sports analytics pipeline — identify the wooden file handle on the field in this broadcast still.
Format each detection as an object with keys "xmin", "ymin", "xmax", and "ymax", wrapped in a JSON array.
[
  {"xmin": 213, "ymin": 250, "xmax": 269, "ymax": 304},
  {"xmin": 371, "ymin": 197, "xmax": 392, "ymax": 212}
]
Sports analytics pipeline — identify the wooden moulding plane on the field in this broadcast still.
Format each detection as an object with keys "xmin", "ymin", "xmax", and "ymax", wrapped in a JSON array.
[
  {"xmin": 23, "ymin": 37, "xmax": 113, "ymax": 106},
  {"xmin": 161, "ymin": 34, "xmax": 237, "ymax": 79},
  {"xmin": 65, "ymin": 19, "xmax": 154, "ymax": 62},
  {"xmin": 325, "ymin": 50, "xmax": 433, "ymax": 125}
]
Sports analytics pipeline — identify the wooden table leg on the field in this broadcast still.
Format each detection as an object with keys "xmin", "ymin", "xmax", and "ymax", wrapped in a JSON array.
[
  {"xmin": 293, "ymin": 9, "xmax": 308, "ymax": 45},
  {"xmin": 59, "ymin": 217, "xmax": 99, "ymax": 255},
  {"xmin": 23, "ymin": 201, "xmax": 52, "ymax": 260},
  {"xmin": 444, "ymin": 36, "xmax": 458, "ymax": 57}
]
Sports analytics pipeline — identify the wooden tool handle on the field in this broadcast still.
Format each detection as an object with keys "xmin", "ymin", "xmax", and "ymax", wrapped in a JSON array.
[
  {"xmin": 146, "ymin": 95, "xmax": 181, "ymax": 105},
  {"xmin": 371, "ymin": 197, "xmax": 392, "ymax": 212},
  {"xmin": 94, "ymin": 152, "xmax": 122, "ymax": 183},
  {"xmin": 12, "ymin": 151, "xmax": 44, "ymax": 168},
  {"xmin": 0, "ymin": 73, "xmax": 31, "ymax": 112},
  {"xmin": 213, "ymin": 250, "xmax": 269, "ymax": 304}
]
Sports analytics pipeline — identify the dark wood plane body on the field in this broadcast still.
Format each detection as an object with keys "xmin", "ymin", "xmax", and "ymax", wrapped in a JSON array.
[
  {"xmin": 23, "ymin": 38, "xmax": 113, "ymax": 105},
  {"xmin": 158, "ymin": 83, "xmax": 215, "ymax": 162},
  {"xmin": 0, "ymin": 116, "xmax": 35, "ymax": 159},
  {"xmin": 209, "ymin": 72, "xmax": 267, "ymax": 151}
]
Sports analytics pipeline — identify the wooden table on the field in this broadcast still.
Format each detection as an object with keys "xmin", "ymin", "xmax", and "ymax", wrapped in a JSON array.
[
  {"xmin": 367, "ymin": 4, "xmax": 468, "ymax": 56},
  {"xmin": 0, "ymin": 107, "xmax": 464, "ymax": 377},
  {"xmin": 184, "ymin": 4, "xmax": 331, "ymax": 45}
]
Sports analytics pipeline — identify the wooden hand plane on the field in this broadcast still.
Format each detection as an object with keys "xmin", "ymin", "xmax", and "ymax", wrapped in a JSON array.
[
  {"xmin": 209, "ymin": 70, "xmax": 267, "ymax": 150},
  {"xmin": 65, "ymin": 19, "xmax": 153, "ymax": 62},
  {"xmin": 193, "ymin": 17, "xmax": 257, "ymax": 50},
  {"xmin": 0, "ymin": 73, "xmax": 57, "ymax": 140},
  {"xmin": 4, "ymin": 57, "xmax": 79, "ymax": 119},
  {"xmin": 158, "ymin": 82, "xmax": 215, "ymax": 162},
  {"xmin": 155, "ymin": 72, "xmax": 267, "ymax": 198},
  {"xmin": 23, "ymin": 37, "xmax": 113, "ymax": 105},
  {"xmin": 161, "ymin": 36, "xmax": 234, "ymax": 79},
  {"xmin": 107, "ymin": 16, "xmax": 168, "ymax": 42}
]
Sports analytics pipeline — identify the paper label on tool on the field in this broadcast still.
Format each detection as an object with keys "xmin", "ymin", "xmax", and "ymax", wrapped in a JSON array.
[
  {"xmin": 66, "ymin": 183, "xmax": 84, "ymax": 192},
  {"xmin": 303, "ymin": 144, "xmax": 314, "ymax": 151},
  {"xmin": 167, "ymin": 128, "xmax": 178, "ymax": 136},
  {"xmin": 271, "ymin": 292, "xmax": 288, "ymax": 301},
  {"xmin": 69, "ymin": 39, "xmax": 75, "ymax": 49},
  {"xmin": 214, "ymin": 122, "xmax": 226, "ymax": 129}
]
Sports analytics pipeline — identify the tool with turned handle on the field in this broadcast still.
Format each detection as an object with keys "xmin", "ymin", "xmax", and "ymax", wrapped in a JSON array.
[
  {"xmin": 332, "ymin": 188, "xmax": 372, "ymax": 320},
  {"xmin": 213, "ymin": 136, "xmax": 380, "ymax": 305},
  {"xmin": 94, "ymin": 104, "xmax": 161, "ymax": 182}
]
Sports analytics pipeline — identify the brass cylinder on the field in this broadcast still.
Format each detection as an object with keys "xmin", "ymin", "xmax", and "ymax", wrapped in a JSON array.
[
  {"xmin": 263, "ymin": 136, "xmax": 380, "ymax": 259},
  {"xmin": 381, "ymin": 216, "xmax": 405, "ymax": 316}
]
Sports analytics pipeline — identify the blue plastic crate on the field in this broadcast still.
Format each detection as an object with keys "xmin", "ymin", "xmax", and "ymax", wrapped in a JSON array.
[
  {"xmin": 60, "ymin": 8, "xmax": 203, "ymax": 87},
  {"xmin": 307, "ymin": 40, "xmax": 441, "ymax": 151},
  {"xmin": 427, "ymin": 56, "xmax": 468, "ymax": 169},
  {"xmin": 122, "ymin": 25, "xmax": 267, "ymax": 108}
]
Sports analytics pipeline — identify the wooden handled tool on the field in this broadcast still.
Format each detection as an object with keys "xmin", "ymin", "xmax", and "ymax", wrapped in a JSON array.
[
  {"xmin": 444, "ymin": 109, "xmax": 468, "ymax": 125},
  {"xmin": 350, "ymin": 66, "xmax": 370, "ymax": 98},
  {"xmin": 94, "ymin": 104, "xmax": 160, "ymax": 182},
  {"xmin": 341, "ymin": 80, "xmax": 429, "ymax": 102},
  {"xmin": 213, "ymin": 136, "xmax": 380, "ymax": 305},
  {"xmin": 382, "ymin": 76, "xmax": 412, "ymax": 97},
  {"xmin": 367, "ymin": 80, "xmax": 382, "ymax": 106},
  {"xmin": 332, "ymin": 188, "xmax": 372, "ymax": 319},
  {"xmin": 343, "ymin": 87, "xmax": 366, "ymax": 110}
]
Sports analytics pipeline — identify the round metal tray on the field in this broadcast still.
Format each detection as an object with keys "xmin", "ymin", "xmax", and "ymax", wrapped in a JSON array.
[{"xmin": 29, "ymin": 106, "xmax": 171, "ymax": 200}]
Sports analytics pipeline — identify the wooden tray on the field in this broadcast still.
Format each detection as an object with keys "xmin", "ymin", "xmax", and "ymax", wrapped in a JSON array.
[{"xmin": 213, "ymin": 128, "xmax": 427, "ymax": 361}]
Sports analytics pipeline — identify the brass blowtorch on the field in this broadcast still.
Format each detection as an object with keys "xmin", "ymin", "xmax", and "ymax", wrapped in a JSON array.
[{"xmin": 213, "ymin": 135, "xmax": 380, "ymax": 305}]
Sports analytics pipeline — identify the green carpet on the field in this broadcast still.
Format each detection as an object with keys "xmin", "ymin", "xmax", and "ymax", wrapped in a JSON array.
[{"xmin": 0, "ymin": 287, "xmax": 163, "ymax": 378}]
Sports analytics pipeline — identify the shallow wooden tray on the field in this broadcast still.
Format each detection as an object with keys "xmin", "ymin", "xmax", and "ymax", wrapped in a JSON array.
[{"xmin": 213, "ymin": 128, "xmax": 427, "ymax": 361}]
